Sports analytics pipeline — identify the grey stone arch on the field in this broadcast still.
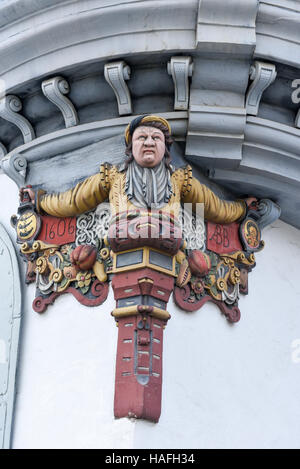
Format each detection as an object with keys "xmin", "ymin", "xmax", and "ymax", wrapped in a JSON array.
[
  {"xmin": 0, "ymin": 223, "xmax": 22, "ymax": 449},
  {"xmin": 0, "ymin": 0, "xmax": 299, "ymax": 228}
]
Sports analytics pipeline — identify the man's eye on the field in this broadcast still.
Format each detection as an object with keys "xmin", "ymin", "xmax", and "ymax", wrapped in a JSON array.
[
  {"xmin": 153, "ymin": 136, "xmax": 161, "ymax": 140},
  {"xmin": 138, "ymin": 136, "xmax": 146, "ymax": 140}
]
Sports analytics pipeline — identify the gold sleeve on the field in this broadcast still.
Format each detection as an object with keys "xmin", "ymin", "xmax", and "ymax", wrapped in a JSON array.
[
  {"xmin": 38, "ymin": 164, "xmax": 111, "ymax": 217},
  {"xmin": 181, "ymin": 166, "xmax": 246, "ymax": 224}
]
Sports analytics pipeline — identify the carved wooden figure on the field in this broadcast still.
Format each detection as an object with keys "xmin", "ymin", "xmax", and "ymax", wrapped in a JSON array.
[{"xmin": 11, "ymin": 115, "xmax": 280, "ymax": 423}]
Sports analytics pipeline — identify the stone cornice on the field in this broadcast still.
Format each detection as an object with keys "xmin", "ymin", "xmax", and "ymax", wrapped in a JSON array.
[
  {"xmin": 0, "ymin": 0, "xmax": 300, "ymax": 229},
  {"xmin": 0, "ymin": 0, "xmax": 198, "ymax": 93},
  {"xmin": 256, "ymin": 0, "xmax": 300, "ymax": 68},
  {"xmin": 209, "ymin": 116, "xmax": 300, "ymax": 228},
  {"xmin": 196, "ymin": 0, "xmax": 259, "ymax": 55},
  {"xmin": 1, "ymin": 0, "xmax": 299, "ymax": 95}
]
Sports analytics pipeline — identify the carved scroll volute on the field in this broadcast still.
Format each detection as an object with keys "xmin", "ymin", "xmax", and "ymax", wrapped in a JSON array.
[
  {"xmin": 246, "ymin": 61, "xmax": 277, "ymax": 116},
  {"xmin": 295, "ymin": 109, "xmax": 300, "ymax": 128},
  {"xmin": 0, "ymin": 142, "xmax": 7, "ymax": 159},
  {"xmin": 257, "ymin": 199, "xmax": 281, "ymax": 230},
  {"xmin": 167, "ymin": 56, "xmax": 194, "ymax": 111},
  {"xmin": 104, "ymin": 61, "xmax": 132, "ymax": 116},
  {"xmin": 42, "ymin": 76, "xmax": 79, "ymax": 128},
  {"xmin": 292, "ymin": 79, "xmax": 300, "ymax": 128},
  {"xmin": 0, "ymin": 95, "xmax": 35, "ymax": 144},
  {"xmin": 1, "ymin": 153, "xmax": 28, "ymax": 187}
]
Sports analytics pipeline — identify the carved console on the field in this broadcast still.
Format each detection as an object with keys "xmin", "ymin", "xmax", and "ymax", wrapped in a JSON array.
[
  {"xmin": 167, "ymin": 57, "xmax": 193, "ymax": 111},
  {"xmin": 104, "ymin": 61, "xmax": 132, "ymax": 116},
  {"xmin": 42, "ymin": 76, "xmax": 79, "ymax": 128},
  {"xmin": 0, "ymin": 95, "xmax": 35, "ymax": 144},
  {"xmin": 0, "ymin": 143, "xmax": 7, "ymax": 159},
  {"xmin": 10, "ymin": 191, "xmax": 280, "ymax": 423},
  {"xmin": 246, "ymin": 61, "xmax": 277, "ymax": 116}
]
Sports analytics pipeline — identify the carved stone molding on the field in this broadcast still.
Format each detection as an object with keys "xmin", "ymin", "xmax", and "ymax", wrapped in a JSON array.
[
  {"xmin": 0, "ymin": 142, "xmax": 7, "ymax": 159},
  {"xmin": 255, "ymin": 0, "xmax": 300, "ymax": 68},
  {"xmin": 196, "ymin": 0, "xmax": 259, "ymax": 55},
  {"xmin": 243, "ymin": 117, "xmax": 300, "ymax": 187},
  {"xmin": 257, "ymin": 199, "xmax": 281, "ymax": 230},
  {"xmin": 0, "ymin": 95, "xmax": 35, "ymax": 144},
  {"xmin": 0, "ymin": 222, "xmax": 22, "ymax": 449},
  {"xmin": 104, "ymin": 61, "xmax": 132, "ymax": 116},
  {"xmin": 1, "ymin": 112, "xmax": 187, "ymax": 189},
  {"xmin": 186, "ymin": 104, "xmax": 246, "ymax": 169},
  {"xmin": 246, "ymin": 61, "xmax": 277, "ymax": 116},
  {"xmin": 0, "ymin": 1, "xmax": 197, "ymax": 93},
  {"xmin": 185, "ymin": 57, "xmax": 250, "ymax": 170},
  {"xmin": 167, "ymin": 57, "xmax": 193, "ymax": 111},
  {"xmin": 3, "ymin": 153, "xmax": 28, "ymax": 187},
  {"xmin": 296, "ymin": 109, "xmax": 300, "ymax": 129},
  {"xmin": 41, "ymin": 76, "xmax": 79, "ymax": 128},
  {"xmin": 209, "ymin": 116, "xmax": 300, "ymax": 228}
]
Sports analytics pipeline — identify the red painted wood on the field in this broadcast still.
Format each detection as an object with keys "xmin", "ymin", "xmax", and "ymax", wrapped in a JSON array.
[
  {"xmin": 206, "ymin": 221, "xmax": 242, "ymax": 254},
  {"xmin": 109, "ymin": 211, "xmax": 182, "ymax": 255},
  {"xmin": 38, "ymin": 215, "xmax": 76, "ymax": 245},
  {"xmin": 114, "ymin": 315, "xmax": 165, "ymax": 422},
  {"xmin": 173, "ymin": 285, "xmax": 241, "ymax": 323},
  {"xmin": 112, "ymin": 268, "xmax": 173, "ymax": 422},
  {"xmin": 33, "ymin": 280, "xmax": 109, "ymax": 313},
  {"xmin": 112, "ymin": 268, "xmax": 174, "ymax": 302}
]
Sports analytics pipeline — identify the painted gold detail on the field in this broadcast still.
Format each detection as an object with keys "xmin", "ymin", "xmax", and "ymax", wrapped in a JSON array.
[
  {"xmin": 93, "ymin": 261, "xmax": 108, "ymax": 283},
  {"xmin": 36, "ymin": 256, "xmax": 49, "ymax": 275},
  {"xmin": 111, "ymin": 247, "xmax": 176, "ymax": 277},
  {"xmin": 50, "ymin": 268, "xmax": 63, "ymax": 283},
  {"xmin": 100, "ymin": 248, "xmax": 110, "ymax": 260},
  {"xmin": 220, "ymin": 251, "xmax": 256, "ymax": 267},
  {"xmin": 16, "ymin": 211, "xmax": 37, "ymax": 240},
  {"xmin": 112, "ymin": 305, "xmax": 170, "ymax": 321}
]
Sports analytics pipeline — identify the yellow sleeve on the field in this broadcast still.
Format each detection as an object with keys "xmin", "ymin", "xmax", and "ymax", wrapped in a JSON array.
[
  {"xmin": 181, "ymin": 166, "xmax": 246, "ymax": 224},
  {"xmin": 37, "ymin": 164, "xmax": 111, "ymax": 217}
]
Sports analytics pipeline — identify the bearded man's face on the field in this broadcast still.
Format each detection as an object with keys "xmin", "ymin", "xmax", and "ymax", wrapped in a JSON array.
[{"xmin": 131, "ymin": 126, "xmax": 165, "ymax": 168}]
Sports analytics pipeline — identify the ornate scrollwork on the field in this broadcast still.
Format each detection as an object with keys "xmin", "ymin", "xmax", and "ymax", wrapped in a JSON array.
[
  {"xmin": 174, "ymin": 215, "xmax": 263, "ymax": 321},
  {"xmin": 96, "ymin": 204, "xmax": 112, "ymax": 241},
  {"xmin": 179, "ymin": 207, "xmax": 206, "ymax": 251},
  {"xmin": 76, "ymin": 210, "xmax": 98, "ymax": 247}
]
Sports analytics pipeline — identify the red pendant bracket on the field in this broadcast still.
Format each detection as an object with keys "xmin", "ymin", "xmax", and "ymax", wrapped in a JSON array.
[{"xmin": 112, "ymin": 268, "xmax": 174, "ymax": 422}]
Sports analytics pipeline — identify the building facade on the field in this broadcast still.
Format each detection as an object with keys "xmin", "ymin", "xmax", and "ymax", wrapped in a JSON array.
[{"xmin": 0, "ymin": 0, "xmax": 300, "ymax": 449}]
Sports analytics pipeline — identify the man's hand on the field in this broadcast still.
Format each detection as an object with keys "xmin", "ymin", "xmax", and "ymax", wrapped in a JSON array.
[
  {"xmin": 19, "ymin": 186, "xmax": 35, "ymax": 205},
  {"xmin": 244, "ymin": 197, "xmax": 258, "ymax": 210}
]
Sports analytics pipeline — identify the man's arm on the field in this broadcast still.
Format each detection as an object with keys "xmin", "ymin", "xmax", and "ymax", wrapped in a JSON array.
[
  {"xmin": 180, "ymin": 166, "xmax": 247, "ymax": 224},
  {"xmin": 36, "ymin": 164, "xmax": 110, "ymax": 217}
]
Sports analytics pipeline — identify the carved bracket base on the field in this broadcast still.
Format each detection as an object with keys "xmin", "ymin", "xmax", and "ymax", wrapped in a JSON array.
[{"xmin": 33, "ymin": 279, "xmax": 109, "ymax": 314}]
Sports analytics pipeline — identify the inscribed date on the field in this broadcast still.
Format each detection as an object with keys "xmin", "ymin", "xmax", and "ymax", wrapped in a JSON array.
[{"xmin": 38, "ymin": 216, "xmax": 76, "ymax": 245}]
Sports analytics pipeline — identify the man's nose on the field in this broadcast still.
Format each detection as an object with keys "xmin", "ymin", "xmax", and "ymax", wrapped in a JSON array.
[{"xmin": 144, "ymin": 135, "xmax": 155, "ymax": 145}]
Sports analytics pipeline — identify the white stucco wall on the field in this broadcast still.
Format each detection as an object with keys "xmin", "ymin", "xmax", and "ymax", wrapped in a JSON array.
[{"xmin": 0, "ymin": 173, "xmax": 299, "ymax": 449}]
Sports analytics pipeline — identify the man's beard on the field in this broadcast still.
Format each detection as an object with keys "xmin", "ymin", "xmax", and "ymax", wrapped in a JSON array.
[{"xmin": 125, "ymin": 159, "xmax": 173, "ymax": 209}]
